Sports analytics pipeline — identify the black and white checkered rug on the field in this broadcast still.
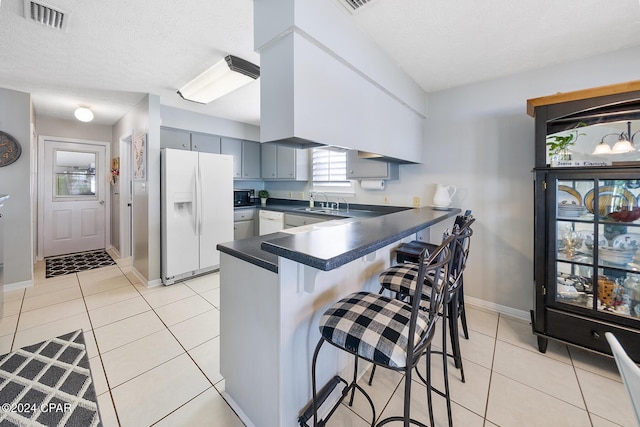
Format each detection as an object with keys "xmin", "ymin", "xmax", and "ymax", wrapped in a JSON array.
[
  {"xmin": 45, "ymin": 250, "xmax": 116, "ymax": 278},
  {"xmin": 0, "ymin": 330, "xmax": 102, "ymax": 426}
]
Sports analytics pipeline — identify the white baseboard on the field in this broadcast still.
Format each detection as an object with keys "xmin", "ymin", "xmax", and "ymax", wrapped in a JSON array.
[
  {"xmin": 220, "ymin": 392, "xmax": 257, "ymax": 427},
  {"xmin": 107, "ymin": 246, "xmax": 120, "ymax": 259},
  {"xmin": 130, "ymin": 267, "xmax": 162, "ymax": 289},
  {"xmin": 465, "ymin": 296, "xmax": 530, "ymax": 321},
  {"xmin": 4, "ymin": 279, "xmax": 33, "ymax": 292}
]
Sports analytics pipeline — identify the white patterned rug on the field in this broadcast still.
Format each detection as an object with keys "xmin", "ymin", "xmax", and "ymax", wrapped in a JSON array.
[{"xmin": 0, "ymin": 330, "xmax": 102, "ymax": 426}]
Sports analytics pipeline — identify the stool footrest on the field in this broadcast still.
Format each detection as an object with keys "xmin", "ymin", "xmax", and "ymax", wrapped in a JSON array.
[{"xmin": 298, "ymin": 375, "xmax": 346, "ymax": 427}]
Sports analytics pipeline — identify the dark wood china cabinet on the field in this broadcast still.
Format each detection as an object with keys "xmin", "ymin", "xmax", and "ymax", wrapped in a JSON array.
[{"xmin": 528, "ymin": 81, "xmax": 640, "ymax": 362}]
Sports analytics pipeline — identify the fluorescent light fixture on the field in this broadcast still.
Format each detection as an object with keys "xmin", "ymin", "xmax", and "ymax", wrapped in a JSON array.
[
  {"xmin": 74, "ymin": 107, "xmax": 93, "ymax": 122},
  {"xmin": 177, "ymin": 55, "xmax": 260, "ymax": 104}
]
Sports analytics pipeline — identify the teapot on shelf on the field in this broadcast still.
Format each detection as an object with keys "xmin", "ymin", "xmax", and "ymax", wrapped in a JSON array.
[{"xmin": 433, "ymin": 184, "xmax": 456, "ymax": 207}]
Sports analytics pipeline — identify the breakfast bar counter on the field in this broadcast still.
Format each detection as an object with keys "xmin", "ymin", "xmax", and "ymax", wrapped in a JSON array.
[{"xmin": 217, "ymin": 206, "xmax": 460, "ymax": 427}]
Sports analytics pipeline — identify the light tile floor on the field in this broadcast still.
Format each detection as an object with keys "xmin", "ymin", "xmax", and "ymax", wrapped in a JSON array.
[{"xmin": 0, "ymin": 259, "xmax": 636, "ymax": 426}]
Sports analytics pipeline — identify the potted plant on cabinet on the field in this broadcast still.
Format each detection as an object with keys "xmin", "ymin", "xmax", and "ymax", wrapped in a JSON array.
[
  {"xmin": 258, "ymin": 190, "xmax": 269, "ymax": 206},
  {"xmin": 546, "ymin": 121, "xmax": 587, "ymax": 163}
]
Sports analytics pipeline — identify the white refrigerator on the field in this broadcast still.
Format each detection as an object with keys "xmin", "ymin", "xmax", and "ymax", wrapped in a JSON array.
[{"xmin": 161, "ymin": 148, "xmax": 233, "ymax": 285}]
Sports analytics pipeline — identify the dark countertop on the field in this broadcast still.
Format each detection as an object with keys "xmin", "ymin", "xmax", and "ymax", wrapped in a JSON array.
[{"xmin": 218, "ymin": 203, "xmax": 461, "ymax": 273}]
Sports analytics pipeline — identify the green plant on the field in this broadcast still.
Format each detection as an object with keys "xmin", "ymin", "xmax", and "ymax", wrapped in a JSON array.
[
  {"xmin": 546, "ymin": 122, "xmax": 587, "ymax": 155},
  {"xmin": 258, "ymin": 190, "xmax": 269, "ymax": 199}
]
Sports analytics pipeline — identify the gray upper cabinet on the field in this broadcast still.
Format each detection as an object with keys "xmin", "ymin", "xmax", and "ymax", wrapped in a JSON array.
[
  {"xmin": 161, "ymin": 127, "xmax": 221, "ymax": 153},
  {"xmin": 261, "ymin": 144, "xmax": 277, "ymax": 179},
  {"xmin": 221, "ymin": 137, "xmax": 243, "ymax": 179},
  {"xmin": 191, "ymin": 133, "xmax": 221, "ymax": 153},
  {"xmin": 346, "ymin": 150, "xmax": 399, "ymax": 180},
  {"xmin": 241, "ymin": 140, "xmax": 261, "ymax": 179},
  {"xmin": 261, "ymin": 144, "xmax": 309, "ymax": 181},
  {"xmin": 221, "ymin": 137, "xmax": 261, "ymax": 180},
  {"xmin": 160, "ymin": 128, "xmax": 191, "ymax": 150}
]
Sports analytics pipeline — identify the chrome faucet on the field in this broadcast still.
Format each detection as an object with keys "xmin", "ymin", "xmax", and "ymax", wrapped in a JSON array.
[{"xmin": 314, "ymin": 192, "xmax": 329, "ymax": 208}]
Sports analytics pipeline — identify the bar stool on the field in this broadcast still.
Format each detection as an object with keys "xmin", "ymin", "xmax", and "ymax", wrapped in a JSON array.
[
  {"xmin": 376, "ymin": 214, "xmax": 474, "ymax": 383},
  {"xmin": 397, "ymin": 212, "xmax": 473, "ymax": 340},
  {"xmin": 310, "ymin": 233, "xmax": 455, "ymax": 427}
]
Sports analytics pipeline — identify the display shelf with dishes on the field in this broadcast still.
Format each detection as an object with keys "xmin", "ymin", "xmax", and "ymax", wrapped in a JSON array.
[
  {"xmin": 531, "ymin": 83, "xmax": 640, "ymax": 362},
  {"xmin": 551, "ymin": 178, "xmax": 640, "ymax": 324},
  {"xmin": 554, "ymin": 178, "xmax": 640, "ymax": 318}
]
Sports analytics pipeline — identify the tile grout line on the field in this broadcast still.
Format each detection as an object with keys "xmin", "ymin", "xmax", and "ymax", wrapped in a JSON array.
[
  {"xmin": 568, "ymin": 346, "xmax": 596, "ymax": 427},
  {"xmin": 8, "ymin": 288, "xmax": 27, "ymax": 352},
  {"xmin": 76, "ymin": 269, "xmax": 124, "ymax": 427},
  {"xmin": 107, "ymin": 270, "xmax": 229, "ymax": 426},
  {"xmin": 481, "ymin": 312, "xmax": 500, "ymax": 426}
]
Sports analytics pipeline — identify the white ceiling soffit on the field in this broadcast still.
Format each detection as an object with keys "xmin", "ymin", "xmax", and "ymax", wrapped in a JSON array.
[{"xmin": 23, "ymin": 0, "xmax": 69, "ymax": 31}]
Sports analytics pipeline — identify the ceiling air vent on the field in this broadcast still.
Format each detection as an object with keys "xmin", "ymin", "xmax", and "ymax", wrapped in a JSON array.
[
  {"xmin": 342, "ymin": 0, "xmax": 374, "ymax": 12},
  {"xmin": 23, "ymin": 0, "xmax": 69, "ymax": 30}
]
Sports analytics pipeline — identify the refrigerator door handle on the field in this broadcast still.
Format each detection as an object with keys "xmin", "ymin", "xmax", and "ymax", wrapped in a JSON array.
[
  {"xmin": 194, "ymin": 164, "xmax": 199, "ymax": 235},
  {"xmin": 198, "ymin": 160, "xmax": 204, "ymax": 236}
]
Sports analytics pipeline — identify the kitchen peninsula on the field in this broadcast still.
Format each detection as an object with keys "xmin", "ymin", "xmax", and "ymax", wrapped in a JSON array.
[{"xmin": 217, "ymin": 206, "xmax": 460, "ymax": 427}]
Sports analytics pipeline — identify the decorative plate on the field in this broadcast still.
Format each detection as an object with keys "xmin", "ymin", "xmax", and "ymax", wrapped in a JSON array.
[
  {"xmin": 611, "ymin": 233, "xmax": 640, "ymax": 249},
  {"xmin": 557, "ymin": 185, "xmax": 582, "ymax": 205},
  {"xmin": 583, "ymin": 186, "xmax": 636, "ymax": 216},
  {"xmin": 575, "ymin": 230, "xmax": 607, "ymax": 248}
]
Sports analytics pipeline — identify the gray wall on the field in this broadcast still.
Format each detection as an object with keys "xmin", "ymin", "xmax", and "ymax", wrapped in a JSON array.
[
  {"xmin": 112, "ymin": 94, "xmax": 161, "ymax": 282},
  {"xmin": 0, "ymin": 88, "xmax": 32, "ymax": 286},
  {"xmin": 160, "ymin": 105, "xmax": 260, "ymax": 141},
  {"xmin": 36, "ymin": 117, "xmax": 112, "ymax": 142},
  {"xmin": 265, "ymin": 45, "xmax": 640, "ymax": 313}
]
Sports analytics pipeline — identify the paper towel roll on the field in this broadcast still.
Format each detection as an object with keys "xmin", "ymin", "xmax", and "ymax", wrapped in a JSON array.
[{"xmin": 360, "ymin": 180, "xmax": 385, "ymax": 190}]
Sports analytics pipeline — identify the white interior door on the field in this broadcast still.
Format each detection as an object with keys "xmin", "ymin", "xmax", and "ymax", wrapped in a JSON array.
[{"xmin": 43, "ymin": 140, "xmax": 107, "ymax": 257}]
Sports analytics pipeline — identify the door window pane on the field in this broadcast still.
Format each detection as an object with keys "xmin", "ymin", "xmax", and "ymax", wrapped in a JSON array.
[{"xmin": 54, "ymin": 150, "xmax": 96, "ymax": 198}]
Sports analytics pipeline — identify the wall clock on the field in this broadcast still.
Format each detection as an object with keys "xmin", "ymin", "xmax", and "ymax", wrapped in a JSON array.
[{"xmin": 0, "ymin": 131, "xmax": 22, "ymax": 167}]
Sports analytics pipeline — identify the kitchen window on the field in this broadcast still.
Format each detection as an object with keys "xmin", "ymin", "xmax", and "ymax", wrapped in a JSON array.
[{"xmin": 312, "ymin": 147, "xmax": 350, "ymax": 187}]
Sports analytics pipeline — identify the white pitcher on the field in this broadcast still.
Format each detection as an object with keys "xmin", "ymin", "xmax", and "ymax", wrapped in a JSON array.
[{"xmin": 433, "ymin": 184, "xmax": 456, "ymax": 207}]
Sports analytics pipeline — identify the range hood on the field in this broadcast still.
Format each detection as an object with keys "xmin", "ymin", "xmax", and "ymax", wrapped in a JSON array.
[{"xmin": 255, "ymin": 0, "xmax": 426, "ymax": 165}]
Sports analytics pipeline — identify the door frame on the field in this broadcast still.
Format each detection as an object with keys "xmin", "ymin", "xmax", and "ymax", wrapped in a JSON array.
[
  {"xmin": 118, "ymin": 132, "xmax": 133, "ymax": 259},
  {"xmin": 37, "ymin": 135, "xmax": 111, "ymax": 260}
]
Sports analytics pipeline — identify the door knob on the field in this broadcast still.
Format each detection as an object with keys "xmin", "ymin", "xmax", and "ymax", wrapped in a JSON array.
[{"xmin": 99, "ymin": 200, "xmax": 105, "ymax": 205}]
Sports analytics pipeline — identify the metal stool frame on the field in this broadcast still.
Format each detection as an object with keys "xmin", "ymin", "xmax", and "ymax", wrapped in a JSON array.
[{"xmin": 309, "ymin": 233, "xmax": 455, "ymax": 427}]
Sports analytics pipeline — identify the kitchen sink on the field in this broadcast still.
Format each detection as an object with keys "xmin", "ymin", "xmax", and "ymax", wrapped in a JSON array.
[
  {"xmin": 293, "ymin": 207, "xmax": 334, "ymax": 213},
  {"xmin": 292, "ymin": 206, "xmax": 375, "ymax": 215}
]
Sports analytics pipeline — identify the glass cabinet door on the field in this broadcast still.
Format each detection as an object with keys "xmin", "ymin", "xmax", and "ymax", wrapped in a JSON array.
[{"xmin": 552, "ymin": 177, "xmax": 640, "ymax": 320}]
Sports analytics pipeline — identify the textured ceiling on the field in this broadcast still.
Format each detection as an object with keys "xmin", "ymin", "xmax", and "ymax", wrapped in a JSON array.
[{"xmin": 0, "ymin": 0, "xmax": 639, "ymax": 127}]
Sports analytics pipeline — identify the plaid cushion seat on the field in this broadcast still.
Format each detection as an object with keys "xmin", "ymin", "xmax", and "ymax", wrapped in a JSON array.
[
  {"xmin": 378, "ymin": 263, "xmax": 451, "ymax": 298},
  {"xmin": 319, "ymin": 291, "xmax": 428, "ymax": 368}
]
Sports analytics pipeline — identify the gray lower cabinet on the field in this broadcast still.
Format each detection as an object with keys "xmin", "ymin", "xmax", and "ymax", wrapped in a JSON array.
[
  {"xmin": 222, "ymin": 138, "xmax": 261, "ymax": 180},
  {"xmin": 261, "ymin": 143, "xmax": 309, "ymax": 181},
  {"xmin": 161, "ymin": 127, "xmax": 221, "ymax": 153},
  {"xmin": 233, "ymin": 209, "xmax": 256, "ymax": 240},
  {"xmin": 346, "ymin": 150, "xmax": 399, "ymax": 180}
]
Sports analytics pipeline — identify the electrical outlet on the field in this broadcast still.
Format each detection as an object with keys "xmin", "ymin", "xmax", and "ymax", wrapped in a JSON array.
[
  {"xmin": 383, "ymin": 196, "xmax": 389, "ymax": 204},
  {"xmin": 413, "ymin": 196, "xmax": 420, "ymax": 207},
  {"xmin": 289, "ymin": 192, "xmax": 293, "ymax": 198},
  {"xmin": 299, "ymin": 192, "xmax": 305, "ymax": 199}
]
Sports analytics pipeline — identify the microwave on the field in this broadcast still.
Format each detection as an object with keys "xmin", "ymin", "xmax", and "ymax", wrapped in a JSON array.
[{"xmin": 234, "ymin": 189, "xmax": 255, "ymax": 207}]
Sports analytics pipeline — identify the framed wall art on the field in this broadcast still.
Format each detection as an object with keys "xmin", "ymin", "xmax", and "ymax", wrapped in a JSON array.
[{"xmin": 133, "ymin": 133, "xmax": 147, "ymax": 181}]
